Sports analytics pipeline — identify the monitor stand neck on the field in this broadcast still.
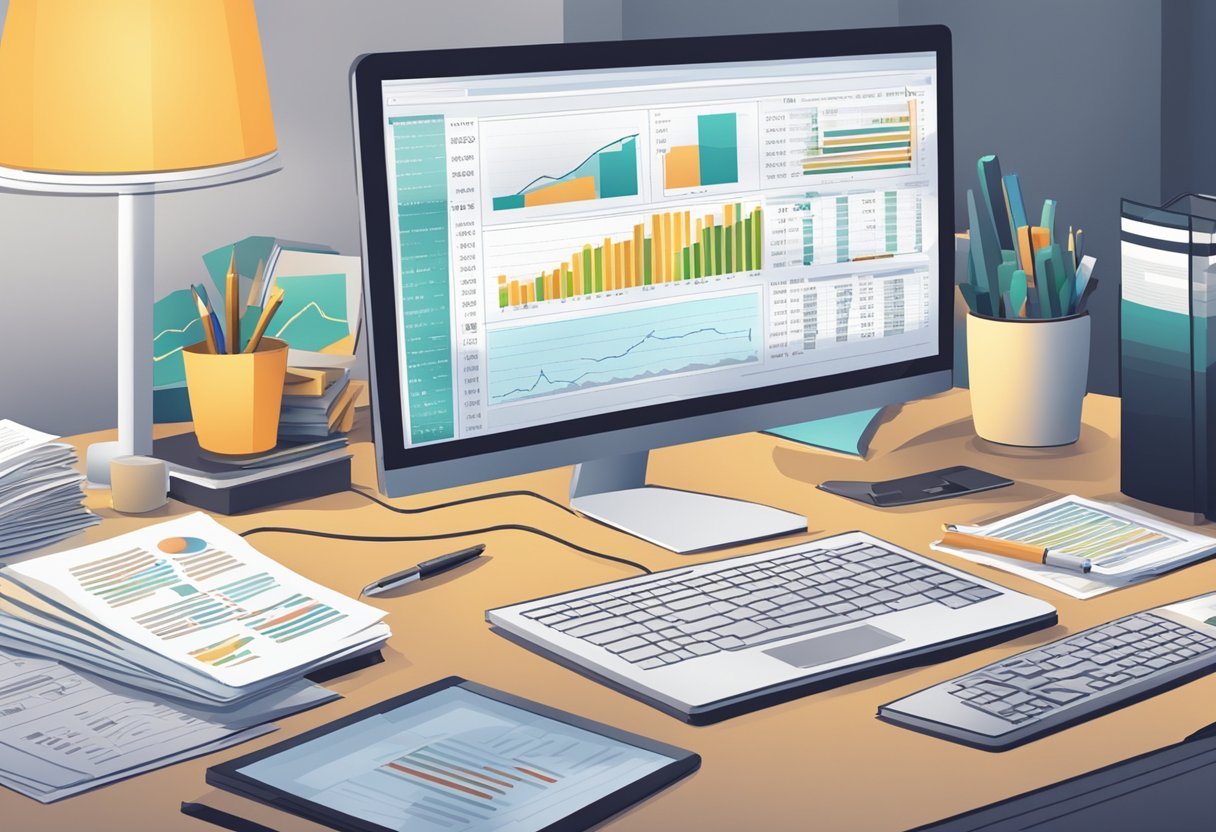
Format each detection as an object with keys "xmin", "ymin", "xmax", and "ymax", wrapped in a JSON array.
[{"xmin": 569, "ymin": 451, "xmax": 806, "ymax": 554}]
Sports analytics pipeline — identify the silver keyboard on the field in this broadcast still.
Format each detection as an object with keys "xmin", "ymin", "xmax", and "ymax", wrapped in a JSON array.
[
  {"xmin": 881, "ymin": 611, "xmax": 1216, "ymax": 749},
  {"xmin": 520, "ymin": 538, "xmax": 1002, "ymax": 670}
]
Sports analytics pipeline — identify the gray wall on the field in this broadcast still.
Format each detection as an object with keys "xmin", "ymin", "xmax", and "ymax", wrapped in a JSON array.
[
  {"xmin": 900, "ymin": 0, "xmax": 1161, "ymax": 396},
  {"xmin": 593, "ymin": 0, "xmax": 1171, "ymax": 397},
  {"xmin": 0, "ymin": 0, "xmax": 563, "ymax": 436},
  {"xmin": 1161, "ymin": 0, "xmax": 1216, "ymax": 198}
]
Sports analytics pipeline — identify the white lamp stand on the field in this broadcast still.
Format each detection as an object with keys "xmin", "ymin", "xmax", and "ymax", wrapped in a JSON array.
[{"xmin": 0, "ymin": 155, "xmax": 281, "ymax": 486}]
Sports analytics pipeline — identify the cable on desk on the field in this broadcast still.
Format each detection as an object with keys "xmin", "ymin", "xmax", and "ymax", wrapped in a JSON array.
[
  {"xmin": 239, "ymin": 487, "xmax": 654, "ymax": 575},
  {"xmin": 346, "ymin": 484, "xmax": 579, "ymax": 517}
]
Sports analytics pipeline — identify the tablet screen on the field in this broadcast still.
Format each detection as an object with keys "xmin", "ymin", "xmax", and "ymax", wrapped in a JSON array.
[{"xmin": 235, "ymin": 685, "xmax": 674, "ymax": 831}]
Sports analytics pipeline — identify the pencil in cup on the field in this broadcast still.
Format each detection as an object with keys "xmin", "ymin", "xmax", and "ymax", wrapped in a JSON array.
[{"xmin": 244, "ymin": 287, "xmax": 285, "ymax": 354}]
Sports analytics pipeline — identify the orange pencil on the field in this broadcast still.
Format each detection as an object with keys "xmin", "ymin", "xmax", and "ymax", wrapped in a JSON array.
[
  {"xmin": 224, "ymin": 250, "xmax": 240, "ymax": 354},
  {"xmin": 190, "ymin": 288, "xmax": 220, "ymax": 354},
  {"xmin": 243, "ymin": 287, "xmax": 285, "ymax": 353}
]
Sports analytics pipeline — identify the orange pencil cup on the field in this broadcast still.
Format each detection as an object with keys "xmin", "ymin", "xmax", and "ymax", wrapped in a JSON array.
[{"xmin": 182, "ymin": 338, "xmax": 288, "ymax": 455}]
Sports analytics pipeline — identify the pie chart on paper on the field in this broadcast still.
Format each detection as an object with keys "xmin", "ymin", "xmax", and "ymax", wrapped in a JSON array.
[{"xmin": 158, "ymin": 536, "xmax": 208, "ymax": 554}]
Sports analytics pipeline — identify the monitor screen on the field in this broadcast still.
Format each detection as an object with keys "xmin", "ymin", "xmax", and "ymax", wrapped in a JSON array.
[{"xmin": 358, "ymin": 33, "xmax": 948, "ymax": 473}]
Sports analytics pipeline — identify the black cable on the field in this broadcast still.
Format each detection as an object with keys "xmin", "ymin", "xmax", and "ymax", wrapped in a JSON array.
[
  {"xmin": 347, "ymin": 484, "xmax": 578, "ymax": 517},
  {"xmin": 239, "ymin": 487, "xmax": 654, "ymax": 574}
]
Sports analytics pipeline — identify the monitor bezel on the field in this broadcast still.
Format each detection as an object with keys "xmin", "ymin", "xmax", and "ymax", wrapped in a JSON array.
[{"xmin": 352, "ymin": 26, "xmax": 954, "ymax": 490}]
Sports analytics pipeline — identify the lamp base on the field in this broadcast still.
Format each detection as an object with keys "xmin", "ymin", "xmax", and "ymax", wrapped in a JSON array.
[{"xmin": 85, "ymin": 440, "xmax": 125, "ymax": 488}]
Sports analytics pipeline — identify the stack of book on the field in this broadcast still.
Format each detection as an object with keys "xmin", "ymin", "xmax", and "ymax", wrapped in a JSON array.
[
  {"xmin": 279, "ymin": 367, "xmax": 361, "ymax": 441},
  {"xmin": 0, "ymin": 420, "xmax": 99, "ymax": 558},
  {"xmin": 154, "ymin": 432, "xmax": 353, "ymax": 515},
  {"xmin": 0, "ymin": 513, "xmax": 389, "ymax": 801}
]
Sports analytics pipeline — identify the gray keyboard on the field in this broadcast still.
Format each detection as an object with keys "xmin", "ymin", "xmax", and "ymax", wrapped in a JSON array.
[
  {"xmin": 521, "ymin": 538, "xmax": 1002, "ymax": 670},
  {"xmin": 880, "ymin": 611, "xmax": 1216, "ymax": 750}
]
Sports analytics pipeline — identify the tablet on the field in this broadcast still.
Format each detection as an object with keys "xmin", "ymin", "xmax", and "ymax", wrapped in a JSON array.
[{"xmin": 207, "ymin": 677, "xmax": 699, "ymax": 832}]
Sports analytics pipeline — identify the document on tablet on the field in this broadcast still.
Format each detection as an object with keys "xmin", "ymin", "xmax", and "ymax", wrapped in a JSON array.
[{"xmin": 210, "ymin": 678, "xmax": 699, "ymax": 832}]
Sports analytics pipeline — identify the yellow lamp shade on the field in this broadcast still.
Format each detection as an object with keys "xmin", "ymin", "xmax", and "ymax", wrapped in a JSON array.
[{"xmin": 0, "ymin": 0, "xmax": 276, "ymax": 175}]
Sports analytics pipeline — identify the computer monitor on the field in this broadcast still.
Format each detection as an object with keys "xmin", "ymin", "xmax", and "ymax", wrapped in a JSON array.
[{"xmin": 352, "ymin": 26, "xmax": 953, "ymax": 552}]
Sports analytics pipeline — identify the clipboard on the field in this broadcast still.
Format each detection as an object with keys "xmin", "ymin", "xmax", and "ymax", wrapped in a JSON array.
[{"xmin": 207, "ymin": 677, "xmax": 699, "ymax": 832}]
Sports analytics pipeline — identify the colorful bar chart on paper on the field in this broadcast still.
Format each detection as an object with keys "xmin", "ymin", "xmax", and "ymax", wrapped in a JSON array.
[
  {"xmin": 803, "ymin": 99, "xmax": 915, "ymax": 176},
  {"xmin": 189, "ymin": 634, "xmax": 259, "ymax": 668},
  {"xmin": 663, "ymin": 112, "xmax": 740, "ymax": 190},
  {"xmin": 492, "ymin": 134, "xmax": 639, "ymax": 211},
  {"xmin": 242, "ymin": 593, "xmax": 349, "ymax": 643},
  {"xmin": 496, "ymin": 202, "xmax": 762, "ymax": 308},
  {"xmin": 70, "ymin": 548, "xmax": 183, "ymax": 608}
]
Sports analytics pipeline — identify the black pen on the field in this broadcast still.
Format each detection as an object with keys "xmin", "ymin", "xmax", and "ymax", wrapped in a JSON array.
[
  {"xmin": 181, "ymin": 801, "xmax": 278, "ymax": 832},
  {"xmin": 361, "ymin": 544, "xmax": 486, "ymax": 597}
]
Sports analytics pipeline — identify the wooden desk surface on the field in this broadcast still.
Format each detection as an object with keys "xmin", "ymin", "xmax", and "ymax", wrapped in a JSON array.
[{"xmin": 8, "ymin": 389, "xmax": 1216, "ymax": 831}]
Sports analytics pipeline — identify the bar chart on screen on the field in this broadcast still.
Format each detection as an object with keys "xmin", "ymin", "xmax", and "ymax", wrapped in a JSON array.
[
  {"xmin": 651, "ymin": 103, "xmax": 758, "ymax": 197},
  {"xmin": 481, "ymin": 111, "xmax": 646, "ymax": 220},
  {"xmin": 760, "ymin": 89, "xmax": 925, "ymax": 186},
  {"xmin": 484, "ymin": 201, "xmax": 762, "ymax": 312},
  {"xmin": 486, "ymin": 291, "xmax": 761, "ymax": 404}
]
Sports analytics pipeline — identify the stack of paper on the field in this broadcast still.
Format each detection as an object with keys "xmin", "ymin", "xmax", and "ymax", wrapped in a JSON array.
[
  {"xmin": 0, "ymin": 645, "xmax": 336, "ymax": 802},
  {"xmin": 933, "ymin": 495, "xmax": 1216, "ymax": 599},
  {"xmin": 0, "ymin": 420, "xmax": 99, "ymax": 558},
  {"xmin": 0, "ymin": 513, "xmax": 390, "ymax": 707}
]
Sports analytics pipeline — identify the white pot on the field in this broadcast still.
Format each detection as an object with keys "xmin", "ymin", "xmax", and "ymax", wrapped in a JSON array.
[{"xmin": 966, "ymin": 312, "xmax": 1091, "ymax": 447}]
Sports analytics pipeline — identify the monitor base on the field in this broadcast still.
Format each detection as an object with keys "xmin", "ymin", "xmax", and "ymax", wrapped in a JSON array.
[{"xmin": 570, "ymin": 453, "xmax": 807, "ymax": 554}]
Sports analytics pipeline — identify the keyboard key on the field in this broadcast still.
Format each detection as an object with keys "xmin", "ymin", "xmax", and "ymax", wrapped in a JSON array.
[
  {"xmin": 677, "ymin": 615, "xmax": 733, "ymax": 635},
  {"xmin": 606, "ymin": 635, "xmax": 649, "ymax": 654},
  {"xmin": 1035, "ymin": 685, "xmax": 1087, "ymax": 705},
  {"xmin": 717, "ymin": 620, "xmax": 766, "ymax": 638},
  {"xmin": 670, "ymin": 604, "xmax": 722, "ymax": 622},
  {"xmin": 620, "ymin": 644, "xmax": 664, "ymax": 662}
]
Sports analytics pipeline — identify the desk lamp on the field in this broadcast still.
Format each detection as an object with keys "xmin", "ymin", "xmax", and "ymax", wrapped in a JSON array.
[{"xmin": 0, "ymin": 0, "xmax": 280, "ymax": 484}]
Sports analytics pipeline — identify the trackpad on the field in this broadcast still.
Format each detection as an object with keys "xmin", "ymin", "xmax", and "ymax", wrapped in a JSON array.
[{"xmin": 764, "ymin": 625, "xmax": 904, "ymax": 668}]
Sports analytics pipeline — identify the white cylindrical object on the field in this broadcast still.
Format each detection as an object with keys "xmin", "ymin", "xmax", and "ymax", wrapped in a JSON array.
[
  {"xmin": 967, "ymin": 313, "xmax": 1091, "ymax": 447},
  {"xmin": 110, "ymin": 455, "xmax": 168, "ymax": 514},
  {"xmin": 116, "ymin": 191, "xmax": 155, "ymax": 458}
]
